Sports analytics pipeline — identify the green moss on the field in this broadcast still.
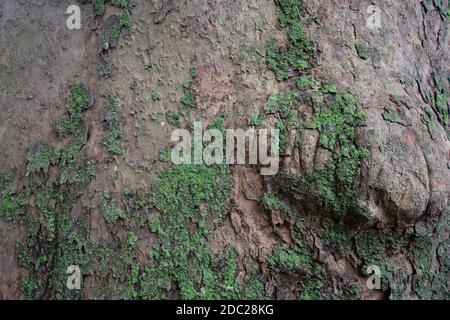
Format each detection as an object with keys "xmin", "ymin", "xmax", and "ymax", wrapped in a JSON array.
[
  {"xmin": 266, "ymin": 42, "xmax": 310, "ymax": 79},
  {"xmin": 241, "ymin": 277, "xmax": 269, "ymax": 300},
  {"xmin": 422, "ymin": 111, "xmax": 436, "ymax": 139},
  {"xmin": 389, "ymin": 270, "xmax": 409, "ymax": 300},
  {"xmin": 166, "ymin": 110, "xmax": 180, "ymax": 125},
  {"xmin": 67, "ymin": 84, "xmax": 90, "ymax": 116},
  {"xmin": 321, "ymin": 84, "xmax": 338, "ymax": 94},
  {"xmin": 148, "ymin": 215, "xmax": 162, "ymax": 233},
  {"xmin": 297, "ymin": 75, "xmax": 314, "ymax": 89},
  {"xmin": 309, "ymin": 92, "xmax": 366, "ymax": 151},
  {"xmin": 390, "ymin": 95, "xmax": 413, "ymax": 110},
  {"xmin": 276, "ymin": 0, "xmax": 301, "ymax": 26},
  {"xmin": 264, "ymin": 92, "xmax": 297, "ymax": 117},
  {"xmin": 262, "ymin": 188, "xmax": 292, "ymax": 216},
  {"xmin": 383, "ymin": 106, "xmax": 408, "ymax": 125},
  {"xmin": 247, "ymin": 109, "xmax": 263, "ymax": 126},
  {"xmin": 208, "ymin": 112, "xmax": 228, "ymax": 133},
  {"xmin": 109, "ymin": 0, "xmax": 129, "ymax": 8},
  {"xmin": 26, "ymin": 142, "xmax": 60, "ymax": 176},
  {"xmin": 181, "ymin": 90, "xmax": 197, "ymax": 109},
  {"xmin": 182, "ymin": 67, "xmax": 198, "ymax": 89},
  {"xmin": 57, "ymin": 84, "xmax": 90, "ymax": 136},
  {"xmin": 408, "ymin": 232, "xmax": 448, "ymax": 299},
  {"xmin": 136, "ymin": 164, "xmax": 262, "ymax": 299},
  {"xmin": 99, "ymin": 13, "xmax": 129, "ymax": 52},
  {"xmin": 299, "ymin": 278, "xmax": 324, "ymax": 300},
  {"xmin": 434, "ymin": 93, "xmax": 449, "ymax": 125},
  {"xmin": 189, "ymin": 67, "xmax": 199, "ymax": 79},
  {"xmin": 158, "ymin": 147, "xmax": 172, "ymax": 162},
  {"xmin": 385, "ymin": 231, "xmax": 409, "ymax": 250},
  {"xmin": 301, "ymin": 92, "xmax": 369, "ymax": 216},
  {"xmin": 92, "ymin": 0, "xmax": 105, "ymax": 16},
  {"xmin": 98, "ymin": 55, "xmax": 112, "ymax": 78},
  {"xmin": 14, "ymin": 84, "xmax": 100, "ymax": 299},
  {"xmin": 355, "ymin": 229, "xmax": 384, "ymax": 263},
  {"xmin": 101, "ymin": 96, "xmax": 124, "ymax": 155},
  {"xmin": 320, "ymin": 218, "xmax": 349, "ymax": 251},
  {"xmin": 21, "ymin": 276, "xmax": 43, "ymax": 300},
  {"xmin": 268, "ymin": 243, "xmax": 313, "ymax": 272},
  {"xmin": 120, "ymin": 9, "xmax": 132, "ymax": 28},
  {"xmin": 354, "ymin": 228, "xmax": 405, "ymax": 294},
  {"xmin": 355, "ymin": 42, "xmax": 370, "ymax": 60},
  {"xmin": 151, "ymin": 91, "xmax": 161, "ymax": 101},
  {"xmin": 266, "ymin": 1, "xmax": 312, "ymax": 79},
  {"xmin": 0, "ymin": 176, "xmax": 28, "ymax": 222},
  {"xmin": 268, "ymin": 223, "xmax": 327, "ymax": 300},
  {"xmin": 58, "ymin": 132, "xmax": 87, "ymax": 170},
  {"xmin": 99, "ymin": 193, "xmax": 124, "ymax": 223},
  {"xmin": 264, "ymin": 6, "xmax": 369, "ymax": 218},
  {"xmin": 263, "ymin": 92, "xmax": 302, "ymax": 154},
  {"xmin": 36, "ymin": 186, "xmax": 57, "ymax": 241},
  {"xmin": 59, "ymin": 159, "xmax": 95, "ymax": 186},
  {"xmin": 432, "ymin": 73, "xmax": 449, "ymax": 139},
  {"xmin": 334, "ymin": 283, "xmax": 361, "ymax": 300}
]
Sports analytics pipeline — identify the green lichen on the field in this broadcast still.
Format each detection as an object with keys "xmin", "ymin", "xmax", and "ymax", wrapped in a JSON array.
[
  {"xmin": 266, "ymin": 0, "xmax": 312, "ymax": 79},
  {"xmin": 320, "ymin": 218, "xmax": 349, "ymax": 251},
  {"xmin": 101, "ymin": 96, "xmax": 124, "ymax": 155},
  {"xmin": 247, "ymin": 108, "xmax": 263, "ymax": 126},
  {"xmin": 301, "ymin": 92, "xmax": 369, "ymax": 216},
  {"xmin": 13, "ymin": 84, "xmax": 100, "ymax": 300},
  {"xmin": 109, "ymin": 0, "xmax": 129, "ymax": 8},
  {"xmin": 151, "ymin": 91, "xmax": 161, "ymax": 101},
  {"xmin": 308, "ymin": 92, "xmax": 366, "ymax": 151},
  {"xmin": 99, "ymin": 193, "xmax": 125, "ymax": 223},
  {"xmin": 390, "ymin": 95, "xmax": 413, "ymax": 110},
  {"xmin": 134, "ymin": 164, "xmax": 265, "ymax": 299},
  {"xmin": 120, "ymin": 9, "xmax": 132, "ymax": 28},
  {"xmin": 56, "ymin": 84, "xmax": 90, "ymax": 136},
  {"xmin": 268, "ymin": 242, "xmax": 313, "ymax": 272},
  {"xmin": 297, "ymin": 75, "xmax": 314, "ymax": 89},
  {"xmin": 158, "ymin": 147, "xmax": 172, "ymax": 162},
  {"xmin": 181, "ymin": 90, "xmax": 197, "ymax": 109},
  {"xmin": 98, "ymin": 10, "xmax": 131, "ymax": 52},
  {"xmin": 262, "ymin": 188, "xmax": 292, "ymax": 216},
  {"xmin": 92, "ymin": 0, "xmax": 105, "ymax": 16},
  {"xmin": 26, "ymin": 142, "xmax": 60, "ymax": 176},
  {"xmin": 268, "ymin": 222, "xmax": 328, "ymax": 300},
  {"xmin": 383, "ymin": 106, "xmax": 408, "ymax": 126},
  {"xmin": 98, "ymin": 55, "xmax": 112, "ymax": 78},
  {"xmin": 166, "ymin": 110, "xmax": 180, "ymax": 125},
  {"xmin": 432, "ymin": 73, "xmax": 449, "ymax": 139},
  {"xmin": 208, "ymin": 112, "xmax": 228, "ymax": 133},
  {"xmin": 355, "ymin": 42, "xmax": 370, "ymax": 60},
  {"xmin": 264, "ymin": 92, "xmax": 297, "ymax": 117},
  {"xmin": 433, "ymin": 0, "xmax": 449, "ymax": 19},
  {"xmin": 354, "ymin": 228, "xmax": 409, "ymax": 296},
  {"xmin": 0, "ymin": 175, "xmax": 28, "ymax": 222},
  {"xmin": 422, "ymin": 111, "xmax": 437, "ymax": 139}
]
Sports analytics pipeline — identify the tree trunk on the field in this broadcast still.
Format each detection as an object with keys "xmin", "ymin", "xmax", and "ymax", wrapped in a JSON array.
[{"xmin": 0, "ymin": 0, "xmax": 448, "ymax": 300}]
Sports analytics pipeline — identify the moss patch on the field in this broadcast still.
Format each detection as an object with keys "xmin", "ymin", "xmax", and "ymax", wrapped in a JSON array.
[
  {"xmin": 101, "ymin": 96, "xmax": 124, "ymax": 155},
  {"xmin": 355, "ymin": 42, "xmax": 370, "ymax": 60}
]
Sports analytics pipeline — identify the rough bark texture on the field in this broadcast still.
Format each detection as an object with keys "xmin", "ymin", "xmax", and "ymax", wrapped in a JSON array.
[{"xmin": 0, "ymin": 0, "xmax": 448, "ymax": 300}]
